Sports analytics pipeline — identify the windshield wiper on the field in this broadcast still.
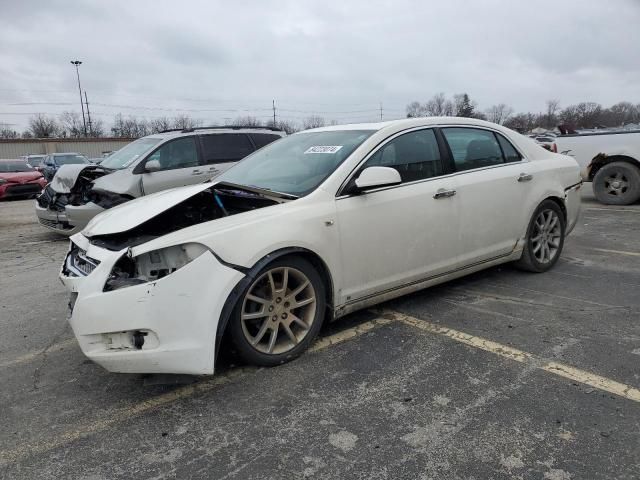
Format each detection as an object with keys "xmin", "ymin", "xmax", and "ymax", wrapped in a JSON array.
[{"xmin": 214, "ymin": 181, "xmax": 299, "ymax": 201}]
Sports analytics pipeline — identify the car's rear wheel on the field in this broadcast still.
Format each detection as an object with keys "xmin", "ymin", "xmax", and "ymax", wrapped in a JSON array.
[
  {"xmin": 592, "ymin": 161, "xmax": 640, "ymax": 205},
  {"xmin": 229, "ymin": 256, "xmax": 325, "ymax": 367},
  {"xmin": 515, "ymin": 200, "xmax": 565, "ymax": 273}
]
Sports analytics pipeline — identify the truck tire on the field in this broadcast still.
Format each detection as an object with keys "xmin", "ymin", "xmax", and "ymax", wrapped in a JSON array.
[{"xmin": 592, "ymin": 161, "xmax": 640, "ymax": 205}]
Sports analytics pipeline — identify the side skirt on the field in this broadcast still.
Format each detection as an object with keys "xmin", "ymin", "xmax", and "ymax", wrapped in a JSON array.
[{"xmin": 334, "ymin": 249, "xmax": 522, "ymax": 319}]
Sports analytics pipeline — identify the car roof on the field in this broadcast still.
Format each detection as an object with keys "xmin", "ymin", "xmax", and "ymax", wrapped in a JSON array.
[
  {"xmin": 302, "ymin": 116, "xmax": 512, "ymax": 134},
  {"xmin": 51, "ymin": 152, "xmax": 83, "ymax": 156},
  {"xmin": 145, "ymin": 127, "xmax": 287, "ymax": 140}
]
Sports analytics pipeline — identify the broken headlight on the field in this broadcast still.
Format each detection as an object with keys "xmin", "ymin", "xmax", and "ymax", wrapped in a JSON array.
[
  {"xmin": 104, "ymin": 243, "xmax": 208, "ymax": 291},
  {"xmin": 90, "ymin": 190, "xmax": 133, "ymax": 209}
]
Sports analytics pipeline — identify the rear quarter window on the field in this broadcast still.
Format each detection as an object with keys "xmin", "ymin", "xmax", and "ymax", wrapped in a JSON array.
[
  {"xmin": 249, "ymin": 133, "xmax": 282, "ymax": 149},
  {"xmin": 200, "ymin": 133, "xmax": 255, "ymax": 164}
]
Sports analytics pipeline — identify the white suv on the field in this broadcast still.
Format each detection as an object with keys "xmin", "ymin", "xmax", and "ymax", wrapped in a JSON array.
[{"xmin": 36, "ymin": 127, "xmax": 285, "ymax": 235}]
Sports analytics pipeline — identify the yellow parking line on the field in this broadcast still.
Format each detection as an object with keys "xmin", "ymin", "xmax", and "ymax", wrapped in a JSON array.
[
  {"xmin": 3, "ymin": 311, "xmax": 638, "ymax": 467},
  {"xmin": 0, "ymin": 318, "xmax": 391, "ymax": 466},
  {"xmin": 589, "ymin": 247, "xmax": 640, "ymax": 257},
  {"xmin": 382, "ymin": 309, "xmax": 640, "ymax": 404},
  {"xmin": 0, "ymin": 338, "xmax": 77, "ymax": 368},
  {"xmin": 585, "ymin": 207, "xmax": 638, "ymax": 213},
  {"xmin": 387, "ymin": 311, "xmax": 532, "ymax": 363},
  {"xmin": 542, "ymin": 363, "xmax": 640, "ymax": 402},
  {"xmin": 309, "ymin": 317, "xmax": 392, "ymax": 352}
]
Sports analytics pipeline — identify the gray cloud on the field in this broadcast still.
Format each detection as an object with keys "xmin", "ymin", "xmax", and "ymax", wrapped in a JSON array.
[{"xmin": 1, "ymin": 0, "xmax": 639, "ymax": 130}]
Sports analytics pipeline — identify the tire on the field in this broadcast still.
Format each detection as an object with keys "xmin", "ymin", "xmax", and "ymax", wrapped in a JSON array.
[
  {"xmin": 592, "ymin": 161, "xmax": 640, "ymax": 205},
  {"xmin": 228, "ymin": 256, "xmax": 326, "ymax": 367},
  {"xmin": 515, "ymin": 200, "xmax": 566, "ymax": 273}
]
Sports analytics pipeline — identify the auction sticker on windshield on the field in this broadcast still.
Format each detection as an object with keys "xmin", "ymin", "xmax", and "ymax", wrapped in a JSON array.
[{"xmin": 304, "ymin": 146, "xmax": 343, "ymax": 154}]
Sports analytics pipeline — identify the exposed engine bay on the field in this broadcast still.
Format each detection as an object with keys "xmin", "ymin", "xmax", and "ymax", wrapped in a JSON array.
[{"xmin": 89, "ymin": 184, "xmax": 283, "ymax": 251}]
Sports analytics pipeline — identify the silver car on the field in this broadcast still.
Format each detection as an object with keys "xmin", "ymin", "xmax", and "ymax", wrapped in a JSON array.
[{"xmin": 35, "ymin": 126, "xmax": 285, "ymax": 235}]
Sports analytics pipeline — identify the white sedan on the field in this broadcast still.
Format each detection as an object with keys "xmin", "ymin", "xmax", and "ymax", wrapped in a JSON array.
[{"xmin": 60, "ymin": 117, "xmax": 581, "ymax": 374}]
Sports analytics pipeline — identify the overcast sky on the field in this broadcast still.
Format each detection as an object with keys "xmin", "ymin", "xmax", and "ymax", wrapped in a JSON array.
[{"xmin": 1, "ymin": 0, "xmax": 639, "ymax": 131}]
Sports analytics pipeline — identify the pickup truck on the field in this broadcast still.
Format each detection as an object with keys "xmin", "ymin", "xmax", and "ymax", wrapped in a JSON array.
[{"xmin": 554, "ymin": 130, "xmax": 640, "ymax": 205}]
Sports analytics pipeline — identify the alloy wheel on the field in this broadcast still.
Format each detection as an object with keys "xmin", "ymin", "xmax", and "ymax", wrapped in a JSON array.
[
  {"xmin": 531, "ymin": 209, "xmax": 562, "ymax": 264},
  {"xmin": 241, "ymin": 266, "xmax": 317, "ymax": 355}
]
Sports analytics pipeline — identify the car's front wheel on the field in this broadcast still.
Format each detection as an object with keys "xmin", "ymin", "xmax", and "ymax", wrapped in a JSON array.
[
  {"xmin": 516, "ymin": 200, "xmax": 566, "ymax": 273},
  {"xmin": 229, "ymin": 256, "xmax": 326, "ymax": 367}
]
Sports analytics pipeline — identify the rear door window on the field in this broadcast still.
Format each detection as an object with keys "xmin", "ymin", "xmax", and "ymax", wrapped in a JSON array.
[
  {"xmin": 248, "ymin": 133, "xmax": 282, "ymax": 149},
  {"xmin": 496, "ymin": 134, "xmax": 522, "ymax": 163},
  {"xmin": 200, "ymin": 134, "xmax": 255, "ymax": 165},
  {"xmin": 441, "ymin": 128, "xmax": 504, "ymax": 172}
]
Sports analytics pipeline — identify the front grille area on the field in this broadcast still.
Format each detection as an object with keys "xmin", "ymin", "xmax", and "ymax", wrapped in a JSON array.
[
  {"xmin": 64, "ymin": 245, "xmax": 101, "ymax": 277},
  {"xmin": 37, "ymin": 185, "xmax": 54, "ymax": 208},
  {"xmin": 37, "ymin": 185, "xmax": 67, "ymax": 211}
]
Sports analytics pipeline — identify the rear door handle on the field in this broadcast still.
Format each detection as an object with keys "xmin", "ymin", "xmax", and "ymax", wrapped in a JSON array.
[
  {"xmin": 433, "ymin": 188, "xmax": 456, "ymax": 199},
  {"xmin": 517, "ymin": 173, "xmax": 533, "ymax": 182},
  {"xmin": 192, "ymin": 170, "xmax": 204, "ymax": 176}
]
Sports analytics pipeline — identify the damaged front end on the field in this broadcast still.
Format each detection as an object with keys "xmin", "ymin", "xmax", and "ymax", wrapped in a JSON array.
[
  {"xmin": 59, "ymin": 183, "xmax": 287, "ymax": 374},
  {"xmin": 36, "ymin": 165, "xmax": 132, "ymax": 235}
]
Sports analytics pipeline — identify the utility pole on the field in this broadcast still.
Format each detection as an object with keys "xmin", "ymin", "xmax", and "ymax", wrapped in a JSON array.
[
  {"xmin": 70, "ymin": 60, "xmax": 87, "ymax": 136},
  {"xmin": 380, "ymin": 102, "xmax": 384, "ymax": 121},
  {"xmin": 84, "ymin": 91, "xmax": 93, "ymax": 136},
  {"xmin": 272, "ymin": 99, "xmax": 276, "ymax": 126}
]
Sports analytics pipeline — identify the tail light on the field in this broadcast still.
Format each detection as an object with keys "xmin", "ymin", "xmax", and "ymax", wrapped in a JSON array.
[{"xmin": 551, "ymin": 143, "xmax": 558, "ymax": 153}]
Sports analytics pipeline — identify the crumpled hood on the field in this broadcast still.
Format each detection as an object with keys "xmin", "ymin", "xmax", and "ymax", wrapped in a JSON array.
[
  {"xmin": 83, "ymin": 183, "xmax": 213, "ymax": 237},
  {"xmin": 50, "ymin": 164, "xmax": 111, "ymax": 193}
]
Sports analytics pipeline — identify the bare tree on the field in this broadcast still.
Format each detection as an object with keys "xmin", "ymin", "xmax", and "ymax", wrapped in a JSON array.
[
  {"xmin": 28, "ymin": 114, "xmax": 61, "ymax": 138},
  {"xmin": 232, "ymin": 116, "xmax": 263, "ymax": 127},
  {"xmin": 264, "ymin": 119, "xmax": 299, "ymax": 134},
  {"xmin": 545, "ymin": 99, "xmax": 560, "ymax": 128},
  {"xmin": 111, "ymin": 114, "xmax": 149, "ymax": 138},
  {"xmin": 149, "ymin": 117, "xmax": 173, "ymax": 133},
  {"xmin": 173, "ymin": 114, "xmax": 201, "ymax": 130},
  {"xmin": 504, "ymin": 112, "xmax": 537, "ymax": 133},
  {"xmin": 406, "ymin": 101, "xmax": 426, "ymax": 118},
  {"xmin": 425, "ymin": 93, "xmax": 454, "ymax": 116},
  {"xmin": 302, "ymin": 115, "xmax": 325, "ymax": 130},
  {"xmin": 59, "ymin": 111, "xmax": 85, "ymax": 138},
  {"xmin": 89, "ymin": 119, "xmax": 105, "ymax": 137},
  {"xmin": 485, "ymin": 104, "xmax": 514, "ymax": 125},
  {"xmin": 0, "ymin": 123, "xmax": 19, "ymax": 139}
]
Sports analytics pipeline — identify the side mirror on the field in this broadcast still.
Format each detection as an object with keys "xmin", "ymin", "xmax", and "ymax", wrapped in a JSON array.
[
  {"xmin": 145, "ymin": 159, "xmax": 161, "ymax": 172},
  {"xmin": 354, "ymin": 166, "xmax": 401, "ymax": 191}
]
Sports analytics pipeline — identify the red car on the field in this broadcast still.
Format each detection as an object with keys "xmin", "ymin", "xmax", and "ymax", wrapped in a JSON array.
[{"xmin": 0, "ymin": 160, "xmax": 48, "ymax": 200}]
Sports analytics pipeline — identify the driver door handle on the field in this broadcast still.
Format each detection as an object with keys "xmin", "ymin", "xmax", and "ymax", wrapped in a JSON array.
[
  {"xmin": 517, "ymin": 173, "xmax": 533, "ymax": 182},
  {"xmin": 433, "ymin": 188, "xmax": 456, "ymax": 199},
  {"xmin": 192, "ymin": 169, "xmax": 204, "ymax": 176}
]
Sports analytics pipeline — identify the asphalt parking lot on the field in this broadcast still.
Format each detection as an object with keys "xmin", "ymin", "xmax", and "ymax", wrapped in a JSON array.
[{"xmin": 1, "ymin": 190, "xmax": 638, "ymax": 480}]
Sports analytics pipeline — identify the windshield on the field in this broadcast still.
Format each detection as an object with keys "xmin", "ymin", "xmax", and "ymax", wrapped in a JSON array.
[
  {"xmin": 0, "ymin": 162, "xmax": 35, "ymax": 172},
  {"xmin": 27, "ymin": 156, "xmax": 45, "ymax": 166},
  {"xmin": 56, "ymin": 154, "xmax": 88, "ymax": 165},
  {"xmin": 217, "ymin": 130, "xmax": 374, "ymax": 196},
  {"xmin": 100, "ymin": 137, "xmax": 163, "ymax": 170}
]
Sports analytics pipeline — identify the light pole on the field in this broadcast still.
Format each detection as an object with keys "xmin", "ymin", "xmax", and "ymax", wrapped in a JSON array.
[{"xmin": 70, "ymin": 60, "xmax": 87, "ymax": 136}]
